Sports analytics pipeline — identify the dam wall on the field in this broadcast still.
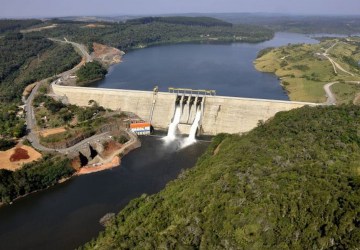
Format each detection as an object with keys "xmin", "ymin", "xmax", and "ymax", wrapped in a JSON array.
[
  {"xmin": 52, "ymin": 84, "xmax": 317, "ymax": 135},
  {"xmin": 201, "ymin": 96, "xmax": 314, "ymax": 135},
  {"xmin": 52, "ymin": 84, "xmax": 176, "ymax": 130}
]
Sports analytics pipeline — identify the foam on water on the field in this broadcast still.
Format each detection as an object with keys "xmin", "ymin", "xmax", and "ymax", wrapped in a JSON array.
[
  {"xmin": 163, "ymin": 105, "xmax": 182, "ymax": 142},
  {"xmin": 181, "ymin": 108, "xmax": 202, "ymax": 148}
]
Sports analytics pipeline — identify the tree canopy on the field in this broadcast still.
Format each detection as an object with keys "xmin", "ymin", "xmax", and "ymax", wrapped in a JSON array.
[
  {"xmin": 0, "ymin": 19, "xmax": 42, "ymax": 34},
  {"xmin": 82, "ymin": 105, "xmax": 360, "ymax": 249},
  {"xmin": 33, "ymin": 17, "xmax": 274, "ymax": 51},
  {"xmin": 76, "ymin": 61, "xmax": 107, "ymax": 85},
  {"xmin": 0, "ymin": 155, "xmax": 74, "ymax": 204}
]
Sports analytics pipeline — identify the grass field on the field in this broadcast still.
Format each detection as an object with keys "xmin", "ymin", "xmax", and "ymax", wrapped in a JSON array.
[
  {"xmin": 254, "ymin": 38, "xmax": 360, "ymax": 103},
  {"xmin": 331, "ymin": 82, "xmax": 360, "ymax": 104}
]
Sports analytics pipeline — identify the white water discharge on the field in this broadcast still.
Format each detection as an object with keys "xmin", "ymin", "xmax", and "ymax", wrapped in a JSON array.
[
  {"xmin": 182, "ymin": 108, "xmax": 202, "ymax": 148},
  {"xmin": 163, "ymin": 105, "xmax": 182, "ymax": 142}
]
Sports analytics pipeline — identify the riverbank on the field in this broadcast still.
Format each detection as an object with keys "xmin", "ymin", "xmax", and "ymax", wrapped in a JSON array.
[
  {"xmin": 0, "ymin": 32, "xmax": 317, "ymax": 249},
  {"xmin": 254, "ymin": 37, "xmax": 360, "ymax": 103},
  {"xmin": 0, "ymin": 131, "xmax": 141, "ymax": 208},
  {"xmin": 0, "ymin": 40, "xmax": 130, "ymax": 207},
  {"xmin": 0, "ymin": 137, "xmax": 209, "ymax": 250}
]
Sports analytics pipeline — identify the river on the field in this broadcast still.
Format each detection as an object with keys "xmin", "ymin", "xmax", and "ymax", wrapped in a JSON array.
[
  {"xmin": 0, "ymin": 32, "xmax": 320, "ymax": 250},
  {"xmin": 0, "ymin": 137, "xmax": 209, "ymax": 249}
]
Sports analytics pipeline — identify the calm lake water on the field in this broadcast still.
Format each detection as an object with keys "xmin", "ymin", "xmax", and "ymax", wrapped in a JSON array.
[
  {"xmin": 0, "ymin": 32, "xmax": 320, "ymax": 250},
  {"xmin": 94, "ymin": 32, "xmax": 318, "ymax": 100}
]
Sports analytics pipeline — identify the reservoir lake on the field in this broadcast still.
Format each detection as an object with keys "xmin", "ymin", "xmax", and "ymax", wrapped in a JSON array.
[
  {"xmin": 0, "ymin": 32, "xmax": 319, "ymax": 250},
  {"xmin": 94, "ymin": 32, "xmax": 318, "ymax": 99}
]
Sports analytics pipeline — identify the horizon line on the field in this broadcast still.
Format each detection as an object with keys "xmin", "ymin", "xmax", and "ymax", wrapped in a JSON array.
[{"xmin": 1, "ymin": 12, "xmax": 360, "ymax": 20}]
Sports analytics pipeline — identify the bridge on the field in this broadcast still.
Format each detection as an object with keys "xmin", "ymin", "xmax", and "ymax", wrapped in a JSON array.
[{"xmin": 52, "ymin": 84, "xmax": 318, "ymax": 136}]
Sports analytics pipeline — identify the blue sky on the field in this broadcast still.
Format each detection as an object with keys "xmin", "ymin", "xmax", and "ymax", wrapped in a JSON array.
[{"xmin": 1, "ymin": 0, "xmax": 359, "ymax": 18}]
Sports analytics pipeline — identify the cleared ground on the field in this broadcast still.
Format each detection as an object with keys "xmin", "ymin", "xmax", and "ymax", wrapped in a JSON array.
[
  {"xmin": 0, "ymin": 145, "xmax": 42, "ymax": 171},
  {"xmin": 92, "ymin": 43, "xmax": 124, "ymax": 66},
  {"xmin": 39, "ymin": 127, "xmax": 67, "ymax": 138},
  {"xmin": 21, "ymin": 24, "xmax": 58, "ymax": 33}
]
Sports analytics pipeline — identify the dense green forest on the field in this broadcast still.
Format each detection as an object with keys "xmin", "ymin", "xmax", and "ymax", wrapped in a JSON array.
[
  {"xmin": 15, "ymin": 43, "xmax": 81, "ymax": 85},
  {"xmin": 127, "ymin": 16, "xmax": 233, "ymax": 27},
  {"xmin": 76, "ymin": 61, "xmax": 107, "ymax": 85},
  {"xmin": 0, "ymin": 33, "xmax": 81, "ymax": 139},
  {"xmin": 83, "ymin": 105, "xmax": 360, "ymax": 249},
  {"xmin": 0, "ymin": 156, "xmax": 74, "ymax": 204},
  {"xmin": 212, "ymin": 13, "xmax": 360, "ymax": 34},
  {"xmin": 0, "ymin": 33, "xmax": 52, "ymax": 101},
  {"xmin": 268, "ymin": 17, "xmax": 360, "ymax": 34},
  {"xmin": 0, "ymin": 19, "xmax": 42, "ymax": 34},
  {"xmin": 34, "ymin": 17, "xmax": 274, "ymax": 51},
  {"xmin": 0, "ymin": 33, "xmax": 81, "ymax": 103}
]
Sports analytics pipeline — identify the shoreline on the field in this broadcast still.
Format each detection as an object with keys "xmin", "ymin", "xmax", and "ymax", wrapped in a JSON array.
[
  {"xmin": 0, "ymin": 131, "xmax": 141, "ymax": 208},
  {"xmin": 77, "ymin": 130, "xmax": 141, "ymax": 175},
  {"xmin": 1, "ymin": 42, "xmax": 128, "ymax": 208},
  {"xmin": 0, "ymin": 132, "xmax": 141, "ymax": 208},
  {"xmin": 253, "ymin": 37, "xmax": 360, "ymax": 104}
]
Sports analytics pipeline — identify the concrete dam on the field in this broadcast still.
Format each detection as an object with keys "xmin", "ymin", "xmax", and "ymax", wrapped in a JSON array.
[{"xmin": 52, "ymin": 84, "xmax": 317, "ymax": 136}]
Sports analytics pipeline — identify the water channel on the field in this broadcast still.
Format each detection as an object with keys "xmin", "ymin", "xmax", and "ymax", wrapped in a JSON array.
[{"xmin": 0, "ymin": 32, "xmax": 320, "ymax": 250}]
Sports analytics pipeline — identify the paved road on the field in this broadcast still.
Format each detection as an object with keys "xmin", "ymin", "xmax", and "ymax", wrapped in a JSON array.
[
  {"xmin": 25, "ymin": 80, "xmax": 51, "ymax": 151},
  {"xmin": 323, "ymin": 80, "xmax": 360, "ymax": 105},
  {"xmin": 25, "ymin": 80, "xmax": 111, "ymax": 153},
  {"xmin": 50, "ymin": 37, "xmax": 92, "ymax": 63},
  {"xmin": 320, "ymin": 41, "xmax": 359, "ymax": 105},
  {"xmin": 323, "ymin": 82, "xmax": 337, "ymax": 105},
  {"xmin": 323, "ymin": 41, "xmax": 355, "ymax": 76},
  {"xmin": 24, "ymin": 38, "xmax": 112, "ymax": 154}
]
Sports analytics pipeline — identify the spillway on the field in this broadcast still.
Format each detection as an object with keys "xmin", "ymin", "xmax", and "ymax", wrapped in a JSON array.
[
  {"xmin": 181, "ymin": 108, "xmax": 202, "ymax": 148},
  {"xmin": 163, "ymin": 105, "xmax": 182, "ymax": 142}
]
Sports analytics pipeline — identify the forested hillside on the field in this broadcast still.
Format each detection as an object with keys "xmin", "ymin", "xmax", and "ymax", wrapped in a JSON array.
[
  {"xmin": 0, "ymin": 19, "xmax": 43, "ymax": 34},
  {"xmin": 0, "ymin": 33, "xmax": 81, "ymax": 139},
  {"xmin": 83, "ymin": 105, "xmax": 360, "ymax": 249},
  {"xmin": 127, "ymin": 16, "xmax": 233, "ymax": 27},
  {"xmin": 33, "ymin": 17, "xmax": 274, "ymax": 51},
  {"xmin": 212, "ymin": 14, "xmax": 360, "ymax": 34},
  {"xmin": 0, "ymin": 33, "xmax": 81, "ymax": 103}
]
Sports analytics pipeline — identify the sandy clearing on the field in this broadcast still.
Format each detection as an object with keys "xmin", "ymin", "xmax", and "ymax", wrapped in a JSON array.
[
  {"xmin": 83, "ymin": 24, "xmax": 107, "ymax": 28},
  {"xmin": 21, "ymin": 24, "xmax": 58, "ymax": 33},
  {"xmin": 354, "ymin": 93, "xmax": 360, "ymax": 105},
  {"xmin": 0, "ymin": 145, "xmax": 42, "ymax": 171},
  {"xmin": 39, "ymin": 127, "xmax": 67, "ymax": 138},
  {"xmin": 77, "ymin": 156, "xmax": 120, "ymax": 175},
  {"xmin": 92, "ymin": 43, "xmax": 124, "ymax": 66},
  {"xmin": 101, "ymin": 141, "xmax": 123, "ymax": 158}
]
